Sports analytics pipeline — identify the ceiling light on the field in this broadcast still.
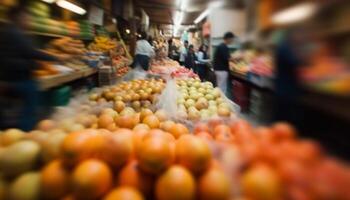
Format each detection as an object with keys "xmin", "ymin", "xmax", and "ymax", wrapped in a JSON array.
[
  {"xmin": 271, "ymin": 2, "xmax": 317, "ymax": 25},
  {"xmin": 194, "ymin": 9, "xmax": 209, "ymax": 24},
  {"xmin": 41, "ymin": 0, "xmax": 56, "ymax": 3},
  {"xmin": 125, "ymin": 29, "xmax": 130, "ymax": 34},
  {"xmin": 56, "ymin": 0, "xmax": 86, "ymax": 15}
]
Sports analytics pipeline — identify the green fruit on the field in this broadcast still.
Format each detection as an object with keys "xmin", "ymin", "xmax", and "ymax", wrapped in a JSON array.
[
  {"xmin": 9, "ymin": 172, "xmax": 41, "ymax": 200},
  {"xmin": 0, "ymin": 141, "xmax": 40, "ymax": 178}
]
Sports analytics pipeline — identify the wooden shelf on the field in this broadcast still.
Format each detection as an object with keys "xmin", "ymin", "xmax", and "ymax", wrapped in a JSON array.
[{"xmin": 37, "ymin": 68, "xmax": 97, "ymax": 90}]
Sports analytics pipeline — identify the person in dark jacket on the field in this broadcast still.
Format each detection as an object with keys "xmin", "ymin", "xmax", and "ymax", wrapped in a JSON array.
[
  {"xmin": 184, "ymin": 45, "xmax": 197, "ymax": 71},
  {"xmin": 0, "ymin": 4, "xmax": 57, "ymax": 130},
  {"xmin": 196, "ymin": 44, "xmax": 210, "ymax": 80},
  {"xmin": 213, "ymin": 32, "xmax": 235, "ymax": 95}
]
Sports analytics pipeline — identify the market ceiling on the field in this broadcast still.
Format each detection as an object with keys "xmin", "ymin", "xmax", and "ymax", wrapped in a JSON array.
[{"xmin": 135, "ymin": 0, "xmax": 243, "ymax": 25}]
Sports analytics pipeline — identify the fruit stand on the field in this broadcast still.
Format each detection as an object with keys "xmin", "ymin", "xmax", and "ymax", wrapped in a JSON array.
[
  {"xmin": 1, "ymin": 1, "xmax": 350, "ymax": 200},
  {"xmin": 1, "ymin": 69, "xmax": 350, "ymax": 200}
]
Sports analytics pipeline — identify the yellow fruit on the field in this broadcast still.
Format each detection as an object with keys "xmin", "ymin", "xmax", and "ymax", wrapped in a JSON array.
[
  {"xmin": 9, "ymin": 172, "xmax": 41, "ymax": 200},
  {"xmin": 0, "ymin": 129, "xmax": 24, "ymax": 146},
  {"xmin": 0, "ymin": 141, "xmax": 40, "ymax": 177}
]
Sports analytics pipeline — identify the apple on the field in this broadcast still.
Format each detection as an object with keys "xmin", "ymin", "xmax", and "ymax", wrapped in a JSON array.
[
  {"xmin": 218, "ymin": 107, "xmax": 231, "ymax": 117},
  {"xmin": 185, "ymin": 99, "xmax": 195, "ymax": 108},
  {"xmin": 205, "ymin": 94, "xmax": 215, "ymax": 101},
  {"xmin": 195, "ymin": 98, "xmax": 209, "ymax": 110},
  {"xmin": 212, "ymin": 88, "xmax": 221, "ymax": 98}
]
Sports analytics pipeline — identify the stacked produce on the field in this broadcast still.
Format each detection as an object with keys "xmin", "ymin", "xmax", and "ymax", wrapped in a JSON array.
[
  {"xmin": 174, "ymin": 79, "xmax": 236, "ymax": 121},
  {"xmin": 111, "ymin": 43, "xmax": 131, "ymax": 77},
  {"xmin": 149, "ymin": 58, "xmax": 181, "ymax": 76},
  {"xmin": 229, "ymin": 50, "xmax": 274, "ymax": 77},
  {"xmin": 88, "ymin": 36, "xmax": 118, "ymax": 53},
  {"xmin": 44, "ymin": 37, "xmax": 90, "ymax": 71},
  {"xmin": 192, "ymin": 120, "xmax": 350, "ymax": 200},
  {"xmin": 0, "ymin": 76, "xmax": 349, "ymax": 200},
  {"xmin": 27, "ymin": 2, "xmax": 94, "ymax": 38},
  {"xmin": 33, "ymin": 61, "xmax": 60, "ymax": 77},
  {"xmin": 171, "ymin": 67, "xmax": 199, "ymax": 79},
  {"xmin": 79, "ymin": 20, "xmax": 95, "ymax": 39}
]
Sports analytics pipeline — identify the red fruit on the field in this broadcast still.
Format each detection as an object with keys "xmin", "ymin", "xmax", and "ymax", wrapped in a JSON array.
[{"xmin": 193, "ymin": 122, "xmax": 210, "ymax": 134}]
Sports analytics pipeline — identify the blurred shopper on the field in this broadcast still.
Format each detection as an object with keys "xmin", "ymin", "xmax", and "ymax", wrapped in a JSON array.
[
  {"xmin": 168, "ymin": 38, "xmax": 178, "ymax": 60},
  {"xmin": 184, "ymin": 45, "xmax": 197, "ymax": 71},
  {"xmin": 213, "ymin": 32, "xmax": 235, "ymax": 94},
  {"xmin": 0, "ymin": 4, "xmax": 57, "ymax": 131},
  {"xmin": 179, "ymin": 40, "xmax": 189, "ymax": 66},
  {"xmin": 132, "ymin": 32, "xmax": 155, "ymax": 70},
  {"xmin": 274, "ymin": 29, "xmax": 304, "ymax": 127},
  {"xmin": 196, "ymin": 44, "xmax": 211, "ymax": 80}
]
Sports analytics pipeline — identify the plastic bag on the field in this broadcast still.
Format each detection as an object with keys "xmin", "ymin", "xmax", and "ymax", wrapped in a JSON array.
[{"xmin": 122, "ymin": 65, "xmax": 148, "ymax": 82}]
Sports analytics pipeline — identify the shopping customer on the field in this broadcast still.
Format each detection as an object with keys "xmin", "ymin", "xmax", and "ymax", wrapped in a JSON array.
[
  {"xmin": 132, "ymin": 32, "xmax": 155, "ymax": 70},
  {"xmin": 184, "ymin": 45, "xmax": 197, "ymax": 71},
  {"xmin": 196, "ymin": 44, "xmax": 210, "ymax": 80},
  {"xmin": 0, "ymin": 4, "xmax": 57, "ymax": 131},
  {"xmin": 213, "ymin": 32, "xmax": 235, "ymax": 95},
  {"xmin": 179, "ymin": 40, "xmax": 189, "ymax": 66}
]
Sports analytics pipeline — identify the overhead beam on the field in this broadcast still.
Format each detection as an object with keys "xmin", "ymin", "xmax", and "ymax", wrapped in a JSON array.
[{"xmin": 135, "ymin": 1, "xmax": 177, "ymax": 10}]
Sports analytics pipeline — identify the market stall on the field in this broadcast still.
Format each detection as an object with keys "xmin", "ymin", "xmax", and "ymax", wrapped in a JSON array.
[{"xmin": 0, "ymin": 0, "xmax": 350, "ymax": 200}]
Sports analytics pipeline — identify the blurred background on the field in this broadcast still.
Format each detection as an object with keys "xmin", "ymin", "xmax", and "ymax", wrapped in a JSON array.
[{"xmin": 0, "ymin": 0, "xmax": 349, "ymax": 159}]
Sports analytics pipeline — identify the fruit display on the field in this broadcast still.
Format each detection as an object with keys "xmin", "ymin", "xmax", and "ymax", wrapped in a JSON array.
[
  {"xmin": 88, "ymin": 36, "xmax": 118, "ymax": 52},
  {"xmin": 33, "ymin": 61, "xmax": 60, "ymax": 77},
  {"xmin": 229, "ymin": 50, "xmax": 274, "ymax": 77},
  {"xmin": 26, "ymin": 2, "xmax": 94, "ymax": 38},
  {"xmin": 172, "ymin": 78, "xmax": 237, "ymax": 121},
  {"xmin": 171, "ymin": 67, "xmax": 199, "ymax": 79},
  {"xmin": 1, "ymin": 68, "xmax": 350, "ymax": 200},
  {"xmin": 192, "ymin": 120, "xmax": 350, "ymax": 200},
  {"xmin": 116, "ymin": 66, "xmax": 130, "ymax": 77},
  {"xmin": 149, "ymin": 58, "xmax": 181, "ymax": 76}
]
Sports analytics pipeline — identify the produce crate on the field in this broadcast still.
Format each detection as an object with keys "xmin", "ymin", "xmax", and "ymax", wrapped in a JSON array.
[
  {"xmin": 232, "ymin": 80, "xmax": 250, "ymax": 112},
  {"xmin": 247, "ymin": 72, "xmax": 274, "ymax": 89},
  {"xmin": 98, "ymin": 66, "xmax": 116, "ymax": 86},
  {"xmin": 249, "ymin": 89, "xmax": 274, "ymax": 123}
]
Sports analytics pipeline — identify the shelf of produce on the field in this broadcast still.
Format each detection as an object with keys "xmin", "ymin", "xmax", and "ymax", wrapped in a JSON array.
[
  {"xmin": 37, "ymin": 68, "xmax": 97, "ymax": 90},
  {"xmin": 26, "ymin": 31, "xmax": 94, "ymax": 40}
]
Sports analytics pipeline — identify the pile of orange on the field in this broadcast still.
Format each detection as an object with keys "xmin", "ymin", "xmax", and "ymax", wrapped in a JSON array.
[{"xmin": 37, "ymin": 117, "xmax": 232, "ymax": 200}]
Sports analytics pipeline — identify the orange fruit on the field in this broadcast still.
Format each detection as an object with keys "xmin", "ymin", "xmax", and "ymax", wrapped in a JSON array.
[
  {"xmin": 72, "ymin": 159, "xmax": 113, "ymax": 200},
  {"xmin": 154, "ymin": 109, "xmax": 168, "ymax": 121},
  {"xmin": 136, "ymin": 136, "xmax": 174, "ymax": 175},
  {"xmin": 98, "ymin": 114, "xmax": 115, "ymax": 129},
  {"xmin": 102, "ymin": 131, "xmax": 133, "ymax": 168},
  {"xmin": 168, "ymin": 123, "xmax": 189, "ymax": 139},
  {"xmin": 213, "ymin": 125, "xmax": 231, "ymax": 137},
  {"xmin": 132, "ymin": 129, "xmax": 149, "ymax": 152},
  {"xmin": 144, "ymin": 129, "xmax": 175, "ymax": 142},
  {"xmin": 37, "ymin": 119, "xmax": 56, "ymax": 131},
  {"xmin": 198, "ymin": 168, "xmax": 231, "ymax": 200},
  {"xmin": 103, "ymin": 187, "xmax": 144, "ymax": 200},
  {"xmin": 193, "ymin": 122, "xmax": 210, "ymax": 134},
  {"xmin": 215, "ymin": 131, "xmax": 235, "ymax": 143},
  {"xmin": 195, "ymin": 131, "xmax": 213, "ymax": 141},
  {"xmin": 139, "ymin": 109, "xmax": 153, "ymax": 121},
  {"xmin": 176, "ymin": 135, "xmax": 212, "ymax": 175},
  {"xmin": 60, "ymin": 129, "xmax": 103, "ymax": 167},
  {"xmin": 155, "ymin": 165, "xmax": 196, "ymax": 200},
  {"xmin": 241, "ymin": 164, "xmax": 282, "ymax": 200},
  {"xmin": 142, "ymin": 115, "xmax": 160, "ymax": 129},
  {"xmin": 271, "ymin": 122, "xmax": 296, "ymax": 141},
  {"xmin": 115, "ymin": 114, "xmax": 140, "ymax": 129},
  {"xmin": 41, "ymin": 160, "xmax": 69, "ymax": 200},
  {"xmin": 117, "ymin": 160, "xmax": 154, "ymax": 197},
  {"xmin": 159, "ymin": 120, "xmax": 175, "ymax": 132},
  {"xmin": 133, "ymin": 124, "xmax": 150, "ymax": 131}
]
